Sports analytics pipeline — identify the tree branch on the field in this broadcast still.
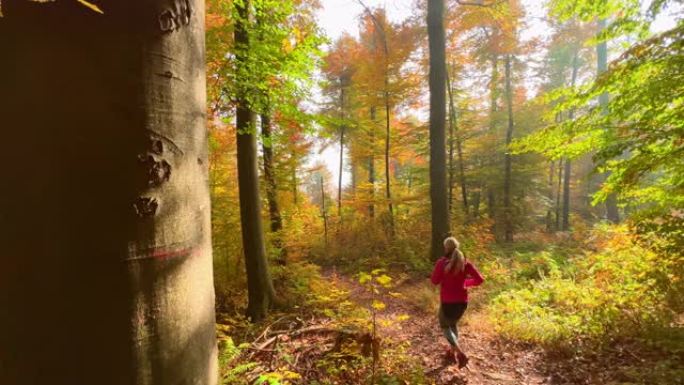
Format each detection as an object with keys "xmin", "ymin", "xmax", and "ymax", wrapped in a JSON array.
[
  {"xmin": 355, "ymin": 0, "xmax": 389, "ymax": 56},
  {"xmin": 456, "ymin": 0, "xmax": 506, "ymax": 7}
]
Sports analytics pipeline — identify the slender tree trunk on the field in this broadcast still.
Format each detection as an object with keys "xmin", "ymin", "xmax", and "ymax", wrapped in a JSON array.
[
  {"xmin": 292, "ymin": 156, "xmax": 299, "ymax": 206},
  {"xmin": 562, "ymin": 54, "xmax": 580, "ymax": 231},
  {"xmin": 407, "ymin": 166, "xmax": 413, "ymax": 193},
  {"xmin": 446, "ymin": 62, "xmax": 468, "ymax": 217},
  {"xmin": 261, "ymin": 114, "xmax": 283, "ymax": 234},
  {"xmin": 456, "ymin": 129, "xmax": 468, "ymax": 216},
  {"xmin": 487, "ymin": 54, "xmax": 499, "ymax": 222},
  {"xmin": 555, "ymin": 159, "xmax": 563, "ymax": 230},
  {"xmin": 338, "ymin": 126, "xmax": 344, "ymax": 217},
  {"xmin": 369, "ymin": 106, "xmax": 376, "ymax": 218},
  {"xmin": 384, "ymin": 84, "xmax": 394, "ymax": 236},
  {"xmin": 0, "ymin": 1, "xmax": 217, "ymax": 384},
  {"xmin": 235, "ymin": 0, "xmax": 275, "ymax": 322},
  {"xmin": 503, "ymin": 54, "xmax": 515, "ymax": 243},
  {"xmin": 562, "ymin": 160, "xmax": 571, "ymax": 230},
  {"xmin": 351, "ymin": 162, "xmax": 357, "ymax": 193},
  {"xmin": 547, "ymin": 160, "xmax": 556, "ymax": 232},
  {"xmin": 473, "ymin": 189, "xmax": 481, "ymax": 218},
  {"xmin": 428, "ymin": 0, "xmax": 450, "ymax": 259},
  {"xmin": 597, "ymin": 18, "xmax": 620, "ymax": 223},
  {"xmin": 338, "ymin": 86, "xmax": 345, "ymax": 219},
  {"xmin": 447, "ymin": 77, "xmax": 455, "ymax": 214},
  {"xmin": 320, "ymin": 174, "xmax": 328, "ymax": 246}
]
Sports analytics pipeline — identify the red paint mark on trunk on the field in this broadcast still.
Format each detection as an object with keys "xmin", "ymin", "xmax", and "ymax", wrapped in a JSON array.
[
  {"xmin": 125, "ymin": 246, "xmax": 198, "ymax": 262},
  {"xmin": 150, "ymin": 246, "xmax": 194, "ymax": 260}
]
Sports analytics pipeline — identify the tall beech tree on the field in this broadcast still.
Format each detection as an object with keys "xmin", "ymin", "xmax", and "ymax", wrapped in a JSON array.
[
  {"xmin": 234, "ymin": 0, "xmax": 276, "ymax": 321},
  {"xmin": 0, "ymin": 1, "xmax": 217, "ymax": 384},
  {"xmin": 209, "ymin": 0, "xmax": 322, "ymax": 263},
  {"xmin": 209, "ymin": 0, "xmax": 321, "ymax": 318},
  {"xmin": 356, "ymin": 4, "xmax": 395, "ymax": 234},
  {"xmin": 449, "ymin": 0, "xmax": 525, "ymax": 233},
  {"xmin": 428, "ymin": 0, "xmax": 450, "ymax": 258}
]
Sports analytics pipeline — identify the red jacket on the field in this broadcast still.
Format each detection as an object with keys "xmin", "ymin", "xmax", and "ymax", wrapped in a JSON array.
[{"xmin": 430, "ymin": 256, "xmax": 484, "ymax": 303}]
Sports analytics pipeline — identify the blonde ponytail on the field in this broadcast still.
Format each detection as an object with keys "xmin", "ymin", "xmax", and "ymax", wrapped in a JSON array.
[{"xmin": 443, "ymin": 236, "xmax": 465, "ymax": 273}]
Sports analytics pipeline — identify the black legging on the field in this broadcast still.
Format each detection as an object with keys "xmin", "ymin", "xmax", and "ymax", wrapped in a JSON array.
[{"xmin": 439, "ymin": 303, "xmax": 467, "ymax": 346}]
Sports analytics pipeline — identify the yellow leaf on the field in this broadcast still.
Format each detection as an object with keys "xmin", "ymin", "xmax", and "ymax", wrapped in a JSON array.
[
  {"xmin": 77, "ymin": 0, "xmax": 103, "ymax": 14},
  {"xmin": 372, "ymin": 300, "xmax": 386, "ymax": 310},
  {"xmin": 376, "ymin": 274, "xmax": 392, "ymax": 287},
  {"xmin": 282, "ymin": 37, "xmax": 293, "ymax": 53}
]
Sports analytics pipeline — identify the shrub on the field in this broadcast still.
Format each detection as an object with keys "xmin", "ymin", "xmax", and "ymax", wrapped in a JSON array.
[{"xmin": 488, "ymin": 225, "xmax": 677, "ymax": 348}]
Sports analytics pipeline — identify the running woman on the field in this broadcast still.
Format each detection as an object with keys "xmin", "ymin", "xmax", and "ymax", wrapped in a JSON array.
[{"xmin": 430, "ymin": 236, "xmax": 484, "ymax": 368}]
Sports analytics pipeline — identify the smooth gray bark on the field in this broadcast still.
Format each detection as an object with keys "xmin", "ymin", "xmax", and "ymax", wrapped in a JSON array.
[
  {"xmin": 0, "ymin": 1, "xmax": 217, "ymax": 384},
  {"xmin": 428, "ymin": 0, "xmax": 450, "ymax": 259}
]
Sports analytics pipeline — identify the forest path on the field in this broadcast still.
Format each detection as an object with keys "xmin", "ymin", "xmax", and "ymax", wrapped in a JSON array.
[{"xmin": 327, "ymin": 270, "xmax": 554, "ymax": 385}]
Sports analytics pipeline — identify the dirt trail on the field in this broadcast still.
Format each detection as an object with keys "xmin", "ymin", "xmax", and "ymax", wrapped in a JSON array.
[
  {"xmin": 328, "ymin": 271, "xmax": 552, "ymax": 385},
  {"xmin": 225, "ymin": 270, "xmax": 659, "ymax": 384}
]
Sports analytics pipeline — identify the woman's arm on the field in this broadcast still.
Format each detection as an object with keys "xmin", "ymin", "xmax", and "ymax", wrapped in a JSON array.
[
  {"xmin": 430, "ymin": 258, "xmax": 446, "ymax": 285},
  {"xmin": 464, "ymin": 263, "xmax": 484, "ymax": 288}
]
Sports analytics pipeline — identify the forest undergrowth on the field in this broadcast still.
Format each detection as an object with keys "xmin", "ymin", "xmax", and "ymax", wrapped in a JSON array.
[{"xmin": 215, "ymin": 220, "xmax": 684, "ymax": 385}]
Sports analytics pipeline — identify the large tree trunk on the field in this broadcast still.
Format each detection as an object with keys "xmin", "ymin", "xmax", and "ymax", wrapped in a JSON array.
[
  {"xmin": 235, "ymin": 0, "xmax": 275, "ymax": 322},
  {"xmin": 428, "ymin": 0, "xmax": 450, "ymax": 259},
  {"xmin": 503, "ymin": 54, "xmax": 515, "ymax": 243},
  {"xmin": 0, "ymin": 1, "xmax": 217, "ymax": 384},
  {"xmin": 261, "ymin": 114, "xmax": 283, "ymax": 234},
  {"xmin": 597, "ymin": 19, "xmax": 620, "ymax": 223}
]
